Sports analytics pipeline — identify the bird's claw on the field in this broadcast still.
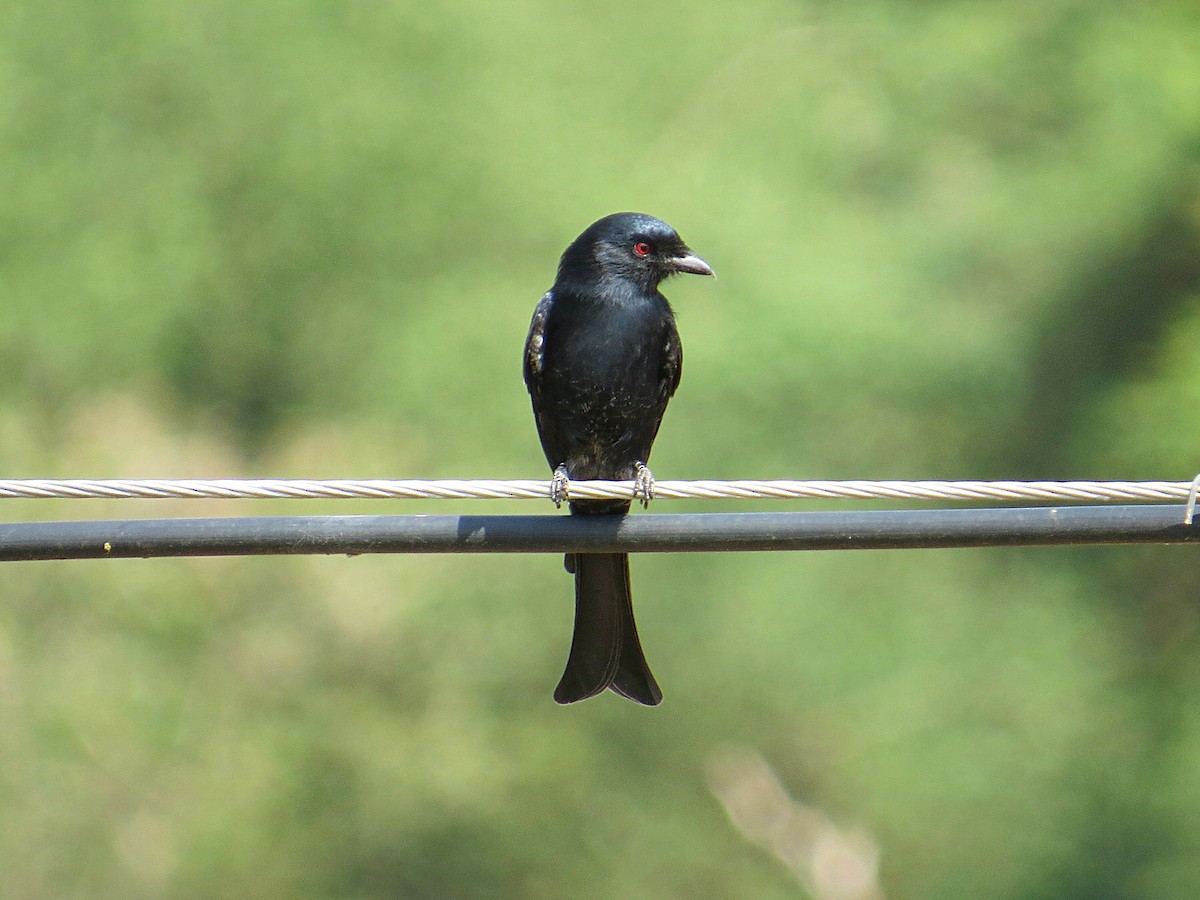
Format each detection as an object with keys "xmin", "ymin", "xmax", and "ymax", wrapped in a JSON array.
[
  {"xmin": 550, "ymin": 465, "xmax": 571, "ymax": 508},
  {"xmin": 633, "ymin": 462, "xmax": 655, "ymax": 509}
]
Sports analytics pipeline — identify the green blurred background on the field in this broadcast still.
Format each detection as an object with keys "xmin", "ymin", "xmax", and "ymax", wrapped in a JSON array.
[{"xmin": 2, "ymin": 2, "xmax": 1200, "ymax": 897}]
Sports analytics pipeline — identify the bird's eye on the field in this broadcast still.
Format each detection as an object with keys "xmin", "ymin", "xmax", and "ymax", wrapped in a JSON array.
[{"xmin": 633, "ymin": 242, "xmax": 652, "ymax": 257}]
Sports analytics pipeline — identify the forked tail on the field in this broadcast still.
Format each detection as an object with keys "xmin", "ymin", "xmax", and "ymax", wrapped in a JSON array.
[{"xmin": 554, "ymin": 552, "xmax": 662, "ymax": 706}]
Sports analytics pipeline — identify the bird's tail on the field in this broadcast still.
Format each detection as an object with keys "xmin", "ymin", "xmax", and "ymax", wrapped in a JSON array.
[{"xmin": 554, "ymin": 552, "xmax": 662, "ymax": 706}]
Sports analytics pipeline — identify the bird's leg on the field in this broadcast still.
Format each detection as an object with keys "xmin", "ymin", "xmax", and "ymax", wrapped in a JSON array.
[
  {"xmin": 633, "ymin": 461, "xmax": 655, "ymax": 508},
  {"xmin": 550, "ymin": 464, "xmax": 571, "ymax": 508}
]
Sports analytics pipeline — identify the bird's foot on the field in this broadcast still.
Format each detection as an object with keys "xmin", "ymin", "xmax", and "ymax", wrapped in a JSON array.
[
  {"xmin": 550, "ymin": 464, "xmax": 571, "ymax": 508},
  {"xmin": 633, "ymin": 461, "xmax": 655, "ymax": 509}
]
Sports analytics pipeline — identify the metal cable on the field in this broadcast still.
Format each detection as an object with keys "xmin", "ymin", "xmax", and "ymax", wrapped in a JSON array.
[{"xmin": 0, "ymin": 478, "xmax": 1191, "ymax": 503}]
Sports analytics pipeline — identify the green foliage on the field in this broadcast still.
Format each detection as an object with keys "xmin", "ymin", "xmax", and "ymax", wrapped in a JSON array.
[{"xmin": 1, "ymin": 1, "xmax": 1199, "ymax": 896}]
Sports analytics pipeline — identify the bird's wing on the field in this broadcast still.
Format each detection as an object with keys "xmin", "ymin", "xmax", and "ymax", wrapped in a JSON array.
[
  {"xmin": 661, "ymin": 317, "xmax": 683, "ymax": 399},
  {"xmin": 523, "ymin": 291, "xmax": 553, "ymax": 399}
]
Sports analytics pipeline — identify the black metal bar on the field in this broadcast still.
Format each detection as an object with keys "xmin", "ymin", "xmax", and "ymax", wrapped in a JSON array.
[{"xmin": 0, "ymin": 506, "xmax": 1194, "ymax": 561}]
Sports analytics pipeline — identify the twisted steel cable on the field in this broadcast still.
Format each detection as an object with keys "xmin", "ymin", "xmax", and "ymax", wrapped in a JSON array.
[{"xmin": 0, "ymin": 477, "xmax": 1192, "ymax": 503}]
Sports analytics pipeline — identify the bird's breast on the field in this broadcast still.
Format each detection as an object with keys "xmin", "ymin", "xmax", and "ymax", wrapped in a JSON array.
[{"xmin": 544, "ymin": 299, "xmax": 669, "ymax": 381}]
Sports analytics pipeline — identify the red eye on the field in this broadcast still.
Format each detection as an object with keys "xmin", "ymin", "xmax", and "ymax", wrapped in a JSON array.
[{"xmin": 633, "ymin": 241, "xmax": 652, "ymax": 257}]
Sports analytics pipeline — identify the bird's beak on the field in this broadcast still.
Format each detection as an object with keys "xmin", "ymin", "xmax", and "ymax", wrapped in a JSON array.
[{"xmin": 669, "ymin": 253, "xmax": 715, "ymax": 278}]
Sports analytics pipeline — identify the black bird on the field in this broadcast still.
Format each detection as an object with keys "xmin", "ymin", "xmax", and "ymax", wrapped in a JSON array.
[{"xmin": 524, "ymin": 212, "xmax": 714, "ymax": 705}]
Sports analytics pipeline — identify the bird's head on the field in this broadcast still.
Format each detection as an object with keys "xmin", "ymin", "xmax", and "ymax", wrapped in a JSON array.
[{"xmin": 557, "ymin": 212, "xmax": 714, "ymax": 291}]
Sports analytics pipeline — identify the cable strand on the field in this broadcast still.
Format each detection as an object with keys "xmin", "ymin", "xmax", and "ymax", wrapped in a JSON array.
[{"xmin": 0, "ymin": 478, "xmax": 1191, "ymax": 503}]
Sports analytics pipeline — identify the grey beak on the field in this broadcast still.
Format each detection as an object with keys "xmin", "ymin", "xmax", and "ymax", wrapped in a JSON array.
[{"xmin": 669, "ymin": 253, "xmax": 715, "ymax": 277}]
